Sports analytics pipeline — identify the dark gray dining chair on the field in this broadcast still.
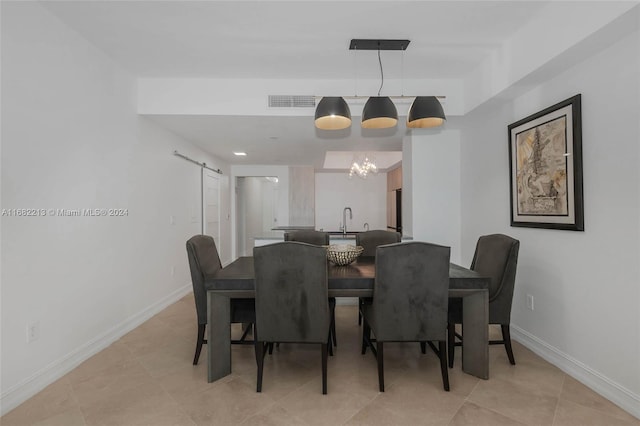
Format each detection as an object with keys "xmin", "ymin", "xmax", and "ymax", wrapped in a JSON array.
[
  {"xmin": 284, "ymin": 230, "xmax": 336, "ymax": 349},
  {"xmin": 355, "ymin": 230, "xmax": 402, "ymax": 325},
  {"xmin": 448, "ymin": 234, "xmax": 520, "ymax": 367},
  {"xmin": 253, "ymin": 242, "xmax": 331, "ymax": 394},
  {"xmin": 284, "ymin": 230, "xmax": 330, "ymax": 246},
  {"xmin": 356, "ymin": 230, "xmax": 402, "ymax": 257},
  {"xmin": 361, "ymin": 242, "xmax": 451, "ymax": 392},
  {"xmin": 186, "ymin": 235, "xmax": 255, "ymax": 365}
]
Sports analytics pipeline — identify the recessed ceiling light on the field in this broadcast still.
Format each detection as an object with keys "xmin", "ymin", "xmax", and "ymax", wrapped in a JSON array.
[{"xmin": 233, "ymin": 152, "xmax": 247, "ymax": 156}]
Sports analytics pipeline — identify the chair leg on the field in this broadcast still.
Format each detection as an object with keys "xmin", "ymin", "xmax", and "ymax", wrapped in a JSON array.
[
  {"xmin": 239, "ymin": 323, "xmax": 252, "ymax": 342},
  {"xmin": 361, "ymin": 320, "xmax": 371, "ymax": 354},
  {"xmin": 328, "ymin": 331, "xmax": 334, "ymax": 356},
  {"xmin": 438, "ymin": 341, "xmax": 450, "ymax": 391},
  {"xmin": 377, "ymin": 341, "xmax": 385, "ymax": 392},
  {"xmin": 420, "ymin": 341, "xmax": 426, "ymax": 354},
  {"xmin": 501, "ymin": 324, "xmax": 516, "ymax": 365},
  {"xmin": 193, "ymin": 324, "xmax": 206, "ymax": 365},
  {"xmin": 358, "ymin": 297, "xmax": 362, "ymax": 325},
  {"xmin": 253, "ymin": 326, "xmax": 259, "ymax": 365},
  {"xmin": 330, "ymin": 311, "xmax": 337, "ymax": 347},
  {"xmin": 321, "ymin": 343, "xmax": 328, "ymax": 395},
  {"xmin": 256, "ymin": 342, "xmax": 265, "ymax": 392},
  {"xmin": 447, "ymin": 322, "xmax": 455, "ymax": 368},
  {"xmin": 268, "ymin": 343, "xmax": 274, "ymax": 355}
]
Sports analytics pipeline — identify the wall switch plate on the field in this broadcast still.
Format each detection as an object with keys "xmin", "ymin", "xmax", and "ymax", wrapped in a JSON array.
[
  {"xmin": 171, "ymin": 266, "xmax": 175, "ymax": 276},
  {"xmin": 526, "ymin": 294, "xmax": 534, "ymax": 311},
  {"xmin": 169, "ymin": 215, "xmax": 175, "ymax": 225},
  {"xmin": 27, "ymin": 322, "xmax": 40, "ymax": 343}
]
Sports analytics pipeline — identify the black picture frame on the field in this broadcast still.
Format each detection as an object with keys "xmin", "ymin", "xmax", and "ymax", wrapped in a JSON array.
[{"xmin": 508, "ymin": 94, "xmax": 584, "ymax": 231}]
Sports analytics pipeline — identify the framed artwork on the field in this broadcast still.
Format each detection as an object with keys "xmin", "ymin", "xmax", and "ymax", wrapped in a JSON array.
[{"xmin": 508, "ymin": 94, "xmax": 584, "ymax": 231}]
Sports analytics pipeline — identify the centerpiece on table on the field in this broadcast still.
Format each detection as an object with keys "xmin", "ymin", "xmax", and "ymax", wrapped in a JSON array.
[{"xmin": 325, "ymin": 244, "xmax": 364, "ymax": 266}]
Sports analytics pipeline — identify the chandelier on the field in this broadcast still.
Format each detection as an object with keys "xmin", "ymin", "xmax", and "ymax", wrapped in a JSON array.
[{"xmin": 349, "ymin": 156, "xmax": 378, "ymax": 179}]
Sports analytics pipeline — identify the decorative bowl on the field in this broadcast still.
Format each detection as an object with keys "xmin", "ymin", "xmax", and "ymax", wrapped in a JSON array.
[{"xmin": 326, "ymin": 244, "xmax": 364, "ymax": 266}]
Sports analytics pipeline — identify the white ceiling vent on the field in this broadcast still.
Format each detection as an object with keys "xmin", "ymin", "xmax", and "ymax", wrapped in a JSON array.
[{"xmin": 268, "ymin": 95, "xmax": 316, "ymax": 108}]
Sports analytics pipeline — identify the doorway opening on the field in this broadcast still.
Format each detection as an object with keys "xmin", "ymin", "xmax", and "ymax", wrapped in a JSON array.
[{"xmin": 236, "ymin": 177, "xmax": 280, "ymax": 256}]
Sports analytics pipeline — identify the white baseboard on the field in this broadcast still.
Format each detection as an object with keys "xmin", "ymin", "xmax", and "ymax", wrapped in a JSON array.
[
  {"xmin": 0, "ymin": 284, "xmax": 192, "ymax": 416},
  {"xmin": 511, "ymin": 324, "xmax": 640, "ymax": 420}
]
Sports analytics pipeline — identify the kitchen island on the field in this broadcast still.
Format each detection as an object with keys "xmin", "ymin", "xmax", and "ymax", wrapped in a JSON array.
[{"xmin": 255, "ymin": 232, "xmax": 411, "ymax": 247}]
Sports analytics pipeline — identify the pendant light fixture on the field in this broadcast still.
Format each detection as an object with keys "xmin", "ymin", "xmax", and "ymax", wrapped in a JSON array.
[
  {"xmin": 314, "ymin": 97, "xmax": 351, "ymax": 130},
  {"xmin": 360, "ymin": 42, "xmax": 398, "ymax": 129},
  {"xmin": 362, "ymin": 97, "xmax": 398, "ymax": 129},
  {"xmin": 407, "ymin": 96, "xmax": 446, "ymax": 128},
  {"xmin": 316, "ymin": 40, "xmax": 446, "ymax": 131}
]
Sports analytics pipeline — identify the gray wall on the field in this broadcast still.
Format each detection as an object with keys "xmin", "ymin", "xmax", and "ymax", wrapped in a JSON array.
[{"xmin": 459, "ymin": 29, "xmax": 640, "ymax": 413}]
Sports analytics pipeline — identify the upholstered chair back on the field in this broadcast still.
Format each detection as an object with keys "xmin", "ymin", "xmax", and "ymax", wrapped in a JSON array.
[
  {"xmin": 284, "ymin": 230, "xmax": 330, "ymax": 246},
  {"xmin": 356, "ymin": 230, "xmax": 402, "ymax": 257},
  {"xmin": 253, "ymin": 242, "xmax": 330, "ymax": 343},
  {"xmin": 370, "ymin": 242, "xmax": 450, "ymax": 342},
  {"xmin": 186, "ymin": 235, "xmax": 222, "ymax": 325},
  {"xmin": 471, "ymin": 234, "xmax": 520, "ymax": 324}
]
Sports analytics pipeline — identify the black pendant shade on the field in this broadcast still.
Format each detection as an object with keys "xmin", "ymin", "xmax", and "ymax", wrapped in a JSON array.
[
  {"xmin": 361, "ymin": 96, "xmax": 398, "ymax": 129},
  {"xmin": 407, "ymin": 96, "xmax": 446, "ymax": 128},
  {"xmin": 314, "ymin": 97, "xmax": 352, "ymax": 130}
]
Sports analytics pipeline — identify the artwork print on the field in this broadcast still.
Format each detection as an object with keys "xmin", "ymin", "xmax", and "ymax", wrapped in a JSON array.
[
  {"xmin": 515, "ymin": 117, "xmax": 568, "ymax": 215},
  {"xmin": 508, "ymin": 95, "xmax": 584, "ymax": 231}
]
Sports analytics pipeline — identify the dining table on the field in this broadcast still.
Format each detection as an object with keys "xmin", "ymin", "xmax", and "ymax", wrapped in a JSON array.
[{"xmin": 205, "ymin": 256, "xmax": 490, "ymax": 383}]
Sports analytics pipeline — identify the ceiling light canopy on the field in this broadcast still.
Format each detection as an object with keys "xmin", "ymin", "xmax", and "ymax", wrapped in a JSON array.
[
  {"xmin": 314, "ymin": 97, "xmax": 351, "ymax": 130},
  {"xmin": 314, "ymin": 39, "xmax": 445, "ymax": 131}
]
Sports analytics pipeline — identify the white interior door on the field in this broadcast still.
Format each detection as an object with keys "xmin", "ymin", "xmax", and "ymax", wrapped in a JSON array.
[{"xmin": 203, "ymin": 169, "xmax": 221, "ymax": 255}]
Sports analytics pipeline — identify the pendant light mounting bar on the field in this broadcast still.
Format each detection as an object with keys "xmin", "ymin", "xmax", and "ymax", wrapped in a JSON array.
[{"xmin": 349, "ymin": 39, "xmax": 410, "ymax": 51}]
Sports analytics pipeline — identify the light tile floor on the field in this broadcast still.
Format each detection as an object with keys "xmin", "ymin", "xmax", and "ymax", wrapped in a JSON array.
[{"xmin": 2, "ymin": 296, "xmax": 638, "ymax": 425}]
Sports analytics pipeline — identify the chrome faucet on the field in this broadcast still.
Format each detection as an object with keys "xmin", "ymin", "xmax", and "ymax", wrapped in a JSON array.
[{"xmin": 342, "ymin": 207, "xmax": 352, "ymax": 237}]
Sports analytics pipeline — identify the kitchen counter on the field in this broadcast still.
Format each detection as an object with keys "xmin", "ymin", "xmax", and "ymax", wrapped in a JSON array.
[
  {"xmin": 326, "ymin": 231, "xmax": 361, "ymax": 236},
  {"xmin": 270, "ymin": 226, "xmax": 315, "ymax": 231},
  {"xmin": 254, "ymin": 233, "xmax": 412, "ymax": 246}
]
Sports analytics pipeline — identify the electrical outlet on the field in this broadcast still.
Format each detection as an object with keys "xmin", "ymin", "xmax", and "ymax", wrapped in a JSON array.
[
  {"xmin": 526, "ymin": 294, "xmax": 534, "ymax": 311},
  {"xmin": 169, "ymin": 215, "xmax": 175, "ymax": 225},
  {"xmin": 27, "ymin": 322, "xmax": 40, "ymax": 343},
  {"xmin": 170, "ymin": 266, "xmax": 175, "ymax": 277}
]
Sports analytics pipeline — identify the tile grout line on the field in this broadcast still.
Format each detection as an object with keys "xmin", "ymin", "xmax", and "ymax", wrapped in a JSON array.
[
  {"xmin": 64, "ymin": 376, "xmax": 90, "ymax": 426},
  {"xmin": 449, "ymin": 375, "xmax": 481, "ymax": 426},
  {"xmin": 339, "ymin": 392, "xmax": 383, "ymax": 425},
  {"xmin": 550, "ymin": 374, "xmax": 566, "ymax": 425},
  {"xmin": 465, "ymin": 376, "xmax": 550, "ymax": 426},
  {"xmin": 559, "ymin": 377, "xmax": 640, "ymax": 423},
  {"xmin": 155, "ymin": 367, "xmax": 201, "ymax": 426}
]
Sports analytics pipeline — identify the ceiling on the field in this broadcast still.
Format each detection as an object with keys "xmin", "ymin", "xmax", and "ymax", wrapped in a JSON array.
[
  {"xmin": 41, "ymin": 1, "xmax": 547, "ymax": 79},
  {"xmin": 40, "ymin": 1, "xmax": 554, "ymax": 169}
]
